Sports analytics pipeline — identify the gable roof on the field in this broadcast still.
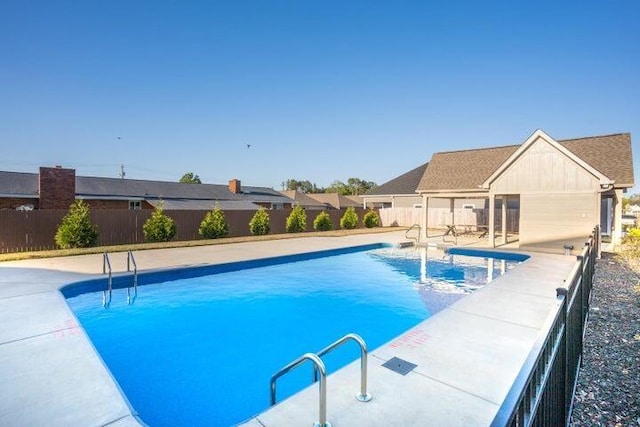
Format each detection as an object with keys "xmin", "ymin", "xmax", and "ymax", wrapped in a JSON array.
[
  {"xmin": 365, "ymin": 161, "xmax": 429, "ymax": 196},
  {"xmin": 306, "ymin": 193, "xmax": 362, "ymax": 209},
  {"xmin": 237, "ymin": 186, "xmax": 295, "ymax": 205},
  {"xmin": 418, "ymin": 132, "xmax": 634, "ymax": 192},
  {"xmin": 482, "ymin": 129, "xmax": 613, "ymax": 188},
  {"xmin": 280, "ymin": 190, "xmax": 328, "ymax": 209}
]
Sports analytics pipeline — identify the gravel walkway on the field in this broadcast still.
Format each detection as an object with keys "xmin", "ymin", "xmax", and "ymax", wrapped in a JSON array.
[{"xmin": 571, "ymin": 253, "xmax": 640, "ymax": 426}]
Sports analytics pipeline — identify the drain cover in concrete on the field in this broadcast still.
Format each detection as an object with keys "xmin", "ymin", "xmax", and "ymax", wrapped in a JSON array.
[{"xmin": 382, "ymin": 357, "xmax": 417, "ymax": 375}]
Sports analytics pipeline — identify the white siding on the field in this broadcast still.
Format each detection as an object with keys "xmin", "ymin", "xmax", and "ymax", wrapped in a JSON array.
[
  {"xmin": 519, "ymin": 193, "xmax": 597, "ymax": 252},
  {"xmin": 491, "ymin": 138, "xmax": 600, "ymax": 194}
]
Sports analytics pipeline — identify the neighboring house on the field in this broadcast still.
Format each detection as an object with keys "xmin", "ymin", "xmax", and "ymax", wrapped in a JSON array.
[
  {"xmin": 0, "ymin": 167, "xmax": 294, "ymax": 211},
  {"xmin": 229, "ymin": 180, "xmax": 294, "ymax": 210},
  {"xmin": 361, "ymin": 161, "xmax": 429, "ymax": 208},
  {"xmin": 306, "ymin": 193, "xmax": 363, "ymax": 210},
  {"xmin": 416, "ymin": 130, "xmax": 634, "ymax": 252},
  {"xmin": 625, "ymin": 204, "xmax": 640, "ymax": 216},
  {"xmin": 279, "ymin": 190, "xmax": 328, "ymax": 210}
]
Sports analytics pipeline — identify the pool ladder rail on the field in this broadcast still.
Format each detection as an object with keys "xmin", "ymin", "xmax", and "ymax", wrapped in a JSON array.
[
  {"xmin": 405, "ymin": 224, "xmax": 422, "ymax": 246},
  {"xmin": 270, "ymin": 333, "xmax": 372, "ymax": 427},
  {"xmin": 101, "ymin": 251, "xmax": 138, "ymax": 308}
]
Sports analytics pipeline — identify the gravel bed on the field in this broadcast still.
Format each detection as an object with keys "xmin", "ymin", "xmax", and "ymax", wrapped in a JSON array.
[{"xmin": 571, "ymin": 253, "xmax": 640, "ymax": 426}]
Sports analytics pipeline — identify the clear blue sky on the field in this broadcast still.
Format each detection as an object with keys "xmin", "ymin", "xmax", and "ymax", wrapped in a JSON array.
[{"xmin": 1, "ymin": 1, "xmax": 639, "ymax": 191}]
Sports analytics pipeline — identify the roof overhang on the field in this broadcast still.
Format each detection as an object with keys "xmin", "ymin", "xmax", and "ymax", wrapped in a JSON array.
[
  {"xmin": 76, "ymin": 195, "xmax": 145, "ymax": 201},
  {"xmin": 418, "ymin": 190, "xmax": 490, "ymax": 199},
  {"xmin": 0, "ymin": 193, "xmax": 37, "ymax": 199},
  {"xmin": 481, "ymin": 129, "xmax": 614, "ymax": 189}
]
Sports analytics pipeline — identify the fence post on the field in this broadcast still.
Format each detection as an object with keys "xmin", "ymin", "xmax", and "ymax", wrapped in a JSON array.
[{"xmin": 556, "ymin": 287, "xmax": 569, "ymax": 425}]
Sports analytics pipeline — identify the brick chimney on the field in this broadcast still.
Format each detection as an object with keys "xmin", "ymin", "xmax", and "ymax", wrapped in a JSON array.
[
  {"xmin": 39, "ymin": 166, "xmax": 76, "ymax": 209},
  {"xmin": 229, "ymin": 179, "xmax": 242, "ymax": 194}
]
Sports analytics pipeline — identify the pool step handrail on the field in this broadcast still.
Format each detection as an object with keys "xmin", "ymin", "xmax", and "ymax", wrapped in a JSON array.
[
  {"xmin": 270, "ymin": 353, "xmax": 331, "ymax": 427},
  {"xmin": 270, "ymin": 333, "xmax": 371, "ymax": 427},
  {"xmin": 405, "ymin": 224, "xmax": 421, "ymax": 245},
  {"xmin": 312, "ymin": 333, "xmax": 372, "ymax": 402},
  {"xmin": 126, "ymin": 250, "xmax": 138, "ymax": 305},
  {"xmin": 102, "ymin": 252, "xmax": 112, "ymax": 308}
]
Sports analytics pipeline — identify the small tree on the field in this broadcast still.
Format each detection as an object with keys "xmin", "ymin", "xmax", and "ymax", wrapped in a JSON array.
[
  {"xmin": 340, "ymin": 206, "xmax": 359, "ymax": 230},
  {"xmin": 179, "ymin": 172, "xmax": 202, "ymax": 184},
  {"xmin": 313, "ymin": 211, "xmax": 333, "ymax": 231},
  {"xmin": 249, "ymin": 207, "xmax": 270, "ymax": 235},
  {"xmin": 143, "ymin": 203, "xmax": 177, "ymax": 242},
  {"xmin": 286, "ymin": 205, "xmax": 307, "ymax": 233},
  {"xmin": 199, "ymin": 206, "xmax": 229, "ymax": 239},
  {"xmin": 54, "ymin": 200, "xmax": 99, "ymax": 249},
  {"xmin": 363, "ymin": 210, "xmax": 380, "ymax": 228}
]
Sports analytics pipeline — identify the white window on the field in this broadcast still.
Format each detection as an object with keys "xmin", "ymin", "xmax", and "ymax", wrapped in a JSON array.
[
  {"xmin": 271, "ymin": 203, "xmax": 283, "ymax": 210},
  {"xmin": 129, "ymin": 200, "xmax": 142, "ymax": 210}
]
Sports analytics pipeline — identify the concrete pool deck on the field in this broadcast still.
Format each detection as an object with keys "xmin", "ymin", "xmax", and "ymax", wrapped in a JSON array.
[{"xmin": 0, "ymin": 231, "xmax": 577, "ymax": 426}]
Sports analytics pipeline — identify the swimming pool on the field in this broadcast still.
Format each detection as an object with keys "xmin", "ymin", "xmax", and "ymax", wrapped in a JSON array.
[{"xmin": 64, "ymin": 245, "xmax": 525, "ymax": 426}]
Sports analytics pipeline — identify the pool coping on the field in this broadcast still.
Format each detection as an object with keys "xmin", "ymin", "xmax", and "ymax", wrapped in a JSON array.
[{"xmin": 0, "ymin": 232, "xmax": 577, "ymax": 426}]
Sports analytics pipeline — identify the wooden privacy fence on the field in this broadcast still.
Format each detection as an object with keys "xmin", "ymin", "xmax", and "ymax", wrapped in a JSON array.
[
  {"xmin": 379, "ymin": 207, "xmax": 520, "ymax": 232},
  {"xmin": 0, "ymin": 208, "xmax": 374, "ymax": 254}
]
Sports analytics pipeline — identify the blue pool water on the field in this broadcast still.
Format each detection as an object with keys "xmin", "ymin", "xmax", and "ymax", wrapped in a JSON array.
[{"xmin": 65, "ymin": 247, "xmax": 525, "ymax": 426}]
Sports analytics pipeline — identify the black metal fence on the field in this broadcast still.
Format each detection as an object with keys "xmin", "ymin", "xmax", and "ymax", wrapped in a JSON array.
[{"xmin": 491, "ymin": 225, "xmax": 599, "ymax": 427}]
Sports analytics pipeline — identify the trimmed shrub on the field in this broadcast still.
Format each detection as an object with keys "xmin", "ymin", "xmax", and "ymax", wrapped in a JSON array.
[
  {"xmin": 249, "ymin": 207, "xmax": 270, "ymax": 235},
  {"xmin": 286, "ymin": 205, "xmax": 307, "ymax": 233},
  {"xmin": 54, "ymin": 200, "xmax": 99, "ymax": 249},
  {"xmin": 313, "ymin": 211, "xmax": 333, "ymax": 231},
  {"xmin": 143, "ymin": 203, "xmax": 177, "ymax": 242},
  {"xmin": 363, "ymin": 210, "xmax": 380, "ymax": 228},
  {"xmin": 621, "ymin": 227, "xmax": 640, "ymax": 268},
  {"xmin": 340, "ymin": 206, "xmax": 359, "ymax": 230},
  {"xmin": 199, "ymin": 206, "xmax": 229, "ymax": 239}
]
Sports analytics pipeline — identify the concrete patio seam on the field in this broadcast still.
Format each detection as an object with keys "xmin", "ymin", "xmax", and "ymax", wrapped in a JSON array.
[
  {"xmin": 0, "ymin": 325, "xmax": 81, "ymax": 346},
  {"xmin": 448, "ymin": 307, "xmax": 547, "ymax": 330}
]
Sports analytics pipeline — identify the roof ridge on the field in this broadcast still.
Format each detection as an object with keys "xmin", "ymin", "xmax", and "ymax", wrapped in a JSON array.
[
  {"xmin": 77, "ymin": 174, "xmax": 228, "ymax": 187},
  {"xmin": 434, "ymin": 144, "xmax": 519, "ymax": 155},
  {"xmin": 557, "ymin": 132, "xmax": 630, "ymax": 142},
  {"xmin": 433, "ymin": 132, "xmax": 630, "ymax": 156}
]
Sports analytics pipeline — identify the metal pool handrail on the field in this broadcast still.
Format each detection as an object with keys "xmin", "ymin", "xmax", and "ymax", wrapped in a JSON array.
[
  {"xmin": 270, "ymin": 353, "xmax": 330, "ymax": 427},
  {"xmin": 405, "ymin": 223, "xmax": 421, "ymax": 245},
  {"xmin": 313, "ymin": 333, "xmax": 372, "ymax": 402},
  {"xmin": 126, "ymin": 250, "xmax": 138, "ymax": 305},
  {"xmin": 102, "ymin": 252, "xmax": 112, "ymax": 308}
]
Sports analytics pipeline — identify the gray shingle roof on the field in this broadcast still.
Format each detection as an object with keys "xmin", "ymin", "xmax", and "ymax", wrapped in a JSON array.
[
  {"xmin": 418, "ymin": 133, "xmax": 634, "ymax": 191},
  {"xmin": 365, "ymin": 161, "xmax": 429, "ymax": 195},
  {"xmin": 0, "ymin": 171, "xmax": 38, "ymax": 196},
  {"xmin": 0, "ymin": 171, "xmax": 293, "ymax": 207},
  {"xmin": 76, "ymin": 176, "xmax": 239, "ymax": 200}
]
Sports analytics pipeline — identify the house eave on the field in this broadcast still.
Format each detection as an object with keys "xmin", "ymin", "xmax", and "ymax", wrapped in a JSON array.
[
  {"xmin": 76, "ymin": 195, "xmax": 145, "ymax": 201},
  {"xmin": 0, "ymin": 193, "xmax": 37, "ymax": 199}
]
